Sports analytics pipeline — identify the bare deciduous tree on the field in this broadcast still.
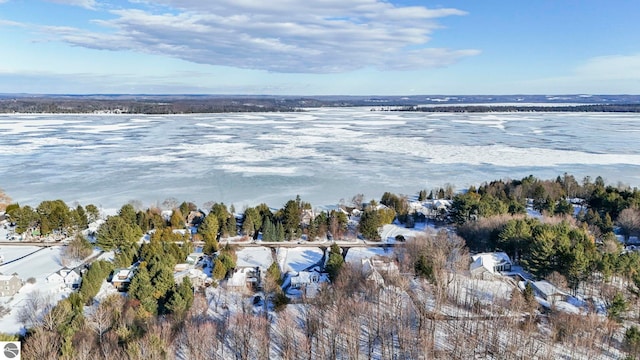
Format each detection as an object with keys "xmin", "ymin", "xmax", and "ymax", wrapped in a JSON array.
[{"xmin": 22, "ymin": 328, "xmax": 60, "ymax": 359}]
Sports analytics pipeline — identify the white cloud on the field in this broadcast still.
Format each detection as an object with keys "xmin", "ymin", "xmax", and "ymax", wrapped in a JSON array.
[
  {"xmin": 574, "ymin": 53, "xmax": 640, "ymax": 80},
  {"xmin": 45, "ymin": 0, "xmax": 98, "ymax": 9},
  {"xmin": 41, "ymin": 1, "xmax": 478, "ymax": 73},
  {"xmin": 515, "ymin": 53, "xmax": 640, "ymax": 94}
]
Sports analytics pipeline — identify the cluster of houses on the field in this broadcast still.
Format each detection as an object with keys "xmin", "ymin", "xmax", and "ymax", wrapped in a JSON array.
[{"xmin": 110, "ymin": 251, "xmax": 212, "ymax": 292}]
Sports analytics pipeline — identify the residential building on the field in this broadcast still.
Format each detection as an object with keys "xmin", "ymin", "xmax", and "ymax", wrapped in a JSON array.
[{"xmin": 0, "ymin": 275, "xmax": 22, "ymax": 297}]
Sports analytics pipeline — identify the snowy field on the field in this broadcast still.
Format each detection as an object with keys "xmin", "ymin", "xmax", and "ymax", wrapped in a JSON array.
[
  {"xmin": 1, "ymin": 109, "xmax": 639, "ymax": 210},
  {"xmin": 235, "ymin": 247, "xmax": 274, "ymax": 269},
  {"xmin": 277, "ymin": 247, "xmax": 324, "ymax": 273},
  {"xmin": 344, "ymin": 247, "xmax": 394, "ymax": 263}
]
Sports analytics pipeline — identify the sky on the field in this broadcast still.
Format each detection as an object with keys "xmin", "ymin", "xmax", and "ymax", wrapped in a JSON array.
[{"xmin": 0, "ymin": 0, "xmax": 639, "ymax": 95}]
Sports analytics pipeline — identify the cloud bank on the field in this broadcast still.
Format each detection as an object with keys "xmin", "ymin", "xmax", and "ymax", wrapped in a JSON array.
[{"xmin": 42, "ymin": 0, "xmax": 479, "ymax": 73}]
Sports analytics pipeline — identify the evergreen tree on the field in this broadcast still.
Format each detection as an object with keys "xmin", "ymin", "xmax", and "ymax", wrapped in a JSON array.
[
  {"xmin": 522, "ymin": 226, "xmax": 555, "ymax": 278},
  {"xmin": 414, "ymin": 254, "xmax": 434, "ymax": 282},
  {"xmin": 608, "ymin": 292, "xmax": 628, "ymax": 323},
  {"xmin": 418, "ymin": 189, "xmax": 427, "ymax": 202},
  {"xmin": 213, "ymin": 258, "xmax": 227, "ymax": 280},
  {"xmin": 241, "ymin": 215, "xmax": 254, "ymax": 238},
  {"xmin": 84, "ymin": 204, "xmax": 100, "ymax": 223},
  {"xmin": 128, "ymin": 266, "xmax": 157, "ymax": 314},
  {"xmin": 275, "ymin": 221, "xmax": 285, "ymax": 242},
  {"xmin": 170, "ymin": 208, "xmax": 185, "ymax": 228},
  {"xmin": 267, "ymin": 261, "xmax": 282, "ymax": 286},
  {"xmin": 325, "ymin": 244, "xmax": 344, "ymax": 281},
  {"xmin": 226, "ymin": 215, "xmax": 237, "ymax": 237},
  {"xmin": 199, "ymin": 213, "xmax": 219, "ymax": 254},
  {"xmin": 359, "ymin": 208, "xmax": 382, "ymax": 240},
  {"xmin": 96, "ymin": 215, "xmax": 140, "ymax": 251},
  {"xmin": 625, "ymin": 325, "xmax": 640, "ymax": 358},
  {"xmin": 498, "ymin": 218, "xmax": 532, "ymax": 263},
  {"xmin": 149, "ymin": 262, "xmax": 175, "ymax": 299},
  {"xmin": 282, "ymin": 197, "xmax": 302, "ymax": 241},
  {"xmin": 71, "ymin": 205, "xmax": 88, "ymax": 230},
  {"xmin": 118, "ymin": 203, "xmax": 139, "ymax": 228},
  {"xmin": 166, "ymin": 277, "xmax": 194, "ymax": 317}
]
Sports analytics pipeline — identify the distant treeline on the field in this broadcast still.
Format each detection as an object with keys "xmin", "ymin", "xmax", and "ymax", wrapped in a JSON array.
[
  {"xmin": 0, "ymin": 97, "xmax": 311, "ymax": 114},
  {"xmin": 390, "ymin": 104, "xmax": 640, "ymax": 113}
]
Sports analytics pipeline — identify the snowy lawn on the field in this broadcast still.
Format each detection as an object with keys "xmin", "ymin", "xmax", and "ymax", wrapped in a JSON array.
[
  {"xmin": 0, "ymin": 246, "xmax": 74, "ymax": 334},
  {"xmin": 378, "ymin": 224, "xmax": 426, "ymax": 243},
  {"xmin": 277, "ymin": 247, "xmax": 324, "ymax": 274},
  {"xmin": 236, "ymin": 247, "xmax": 274, "ymax": 269},
  {"xmin": 344, "ymin": 247, "xmax": 394, "ymax": 263}
]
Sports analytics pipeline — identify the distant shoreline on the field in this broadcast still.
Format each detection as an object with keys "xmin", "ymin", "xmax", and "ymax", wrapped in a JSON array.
[
  {"xmin": 386, "ymin": 104, "xmax": 640, "ymax": 113},
  {"xmin": 2, "ymin": 94, "xmax": 640, "ymax": 114}
]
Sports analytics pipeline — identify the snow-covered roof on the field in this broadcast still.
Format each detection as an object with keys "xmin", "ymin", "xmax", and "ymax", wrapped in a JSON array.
[
  {"xmin": 291, "ymin": 271, "xmax": 320, "ymax": 286},
  {"xmin": 433, "ymin": 199, "xmax": 452, "ymax": 208},
  {"xmin": 0, "ymin": 274, "xmax": 18, "ymax": 281},
  {"xmin": 227, "ymin": 268, "xmax": 250, "ymax": 287},
  {"xmin": 470, "ymin": 252, "xmax": 512, "ymax": 274},
  {"xmin": 531, "ymin": 280, "xmax": 567, "ymax": 297},
  {"xmin": 113, "ymin": 269, "xmax": 133, "ymax": 281}
]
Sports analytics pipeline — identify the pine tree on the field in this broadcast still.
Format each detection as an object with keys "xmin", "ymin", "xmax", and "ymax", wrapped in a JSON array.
[
  {"xmin": 198, "ymin": 213, "xmax": 219, "ymax": 242},
  {"xmin": 128, "ymin": 267, "xmax": 157, "ymax": 314},
  {"xmin": 170, "ymin": 208, "xmax": 185, "ymax": 228},
  {"xmin": 325, "ymin": 244, "xmax": 344, "ymax": 281},
  {"xmin": 149, "ymin": 262, "xmax": 175, "ymax": 299},
  {"xmin": 226, "ymin": 216, "xmax": 237, "ymax": 237},
  {"xmin": 275, "ymin": 221, "xmax": 285, "ymax": 242},
  {"xmin": 608, "ymin": 292, "xmax": 628, "ymax": 323},
  {"xmin": 262, "ymin": 218, "xmax": 274, "ymax": 241},
  {"xmin": 523, "ymin": 227, "xmax": 555, "ymax": 278},
  {"xmin": 213, "ymin": 258, "xmax": 227, "ymax": 280}
]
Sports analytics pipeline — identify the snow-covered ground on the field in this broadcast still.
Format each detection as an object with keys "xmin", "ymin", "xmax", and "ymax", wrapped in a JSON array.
[
  {"xmin": 0, "ymin": 246, "xmax": 42, "ymax": 263},
  {"xmin": 236, "ymin": 247, "xmax": 274, "ymax": 269},
  {"xmin": 0, "ymin": 246, "xmax": 75, "ymax": 334},
  {"xmin": 344, "ymin": 247, "xmax": 393, "ymax": 263},
  {"xmin": 277, "ymin": 247, "xmax": 324, "ymax": 274},
  {"xmin": 378, "ymin": 223, "xmax": 427, "ymax": 243}
]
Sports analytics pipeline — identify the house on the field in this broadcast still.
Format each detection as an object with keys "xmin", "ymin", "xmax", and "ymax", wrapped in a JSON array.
[
  {"xmin": 470, "ymin": 252, "xmax": 512, "ymax": 279},
  {"xmin": 46, "ymin": 267, "xmax": 83, "ymax": 289},
  {"xmin": 60, "ymin": 268, "xmax": 82, "ymax": 289},
  {"xmin": 289, "ymin": 270, "xmax": 329, "ymax": 297},
  {"xmin": 111, "ymin": 268, "xmax": 134, "ymax": 291},
  {"xmin": 301, "ymin": 209, "xmax": 315, "ymax": 226},
  {"xmin": 174, "ymin": 268, "xmax": 210, "ymax": 289},
  {"xmin": 531, "ymin": 280, "xmax": 568, "ymax": 304},
  {"xmin": 0, "ymin": 275, "xmax": 22, "ymax": 297},
  {"xmin": 226, "ymin": 267, "xmax": 260, "ymax": 293},
  {"xmin": 361, "ymin": 258, "xmax": 385, "ymax": 286},
  {"xmin": 186, "ymin": 253, "xmax": 205, "ymax": 266},
  {"xmin": 46, "ymin": 271, "xmax": 65, "ymax": 284},
  {"xmin": 290, "ymin": 271, "xmax": 322, "ymax": 289}
]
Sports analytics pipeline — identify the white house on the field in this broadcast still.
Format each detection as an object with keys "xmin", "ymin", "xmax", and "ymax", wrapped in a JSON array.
[
  {"xmin": 60, "ymin": 268, "xmax": 82, "ymax": 289},
  {"xmin": 470, "ymin": 252, "xmax": 512, "ymax": 279},
  {"xmin": 531, "ymin": 280, "xmax": 568, "ymax": 304},
  {"xmin": 290, "ymin": 271, "xmax": 322, "ymax": 289},
  {"xmin": 289, "ymin": 270, "xmax": 328, "ymax": 298},
  {"xmin": 46, "ymin": 271, "xmax": 65, "ymax": 284}
]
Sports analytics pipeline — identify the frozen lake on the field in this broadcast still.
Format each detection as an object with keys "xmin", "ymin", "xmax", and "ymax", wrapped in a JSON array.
[{"xmin": 1, "ymin": 108, "xmax": 640, "ymax": 210}]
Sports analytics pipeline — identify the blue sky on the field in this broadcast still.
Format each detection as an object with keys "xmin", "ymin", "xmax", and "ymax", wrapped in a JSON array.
[{"xmin": 0, "ymin": 0, "xmax": 639, "ymax": 95}]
